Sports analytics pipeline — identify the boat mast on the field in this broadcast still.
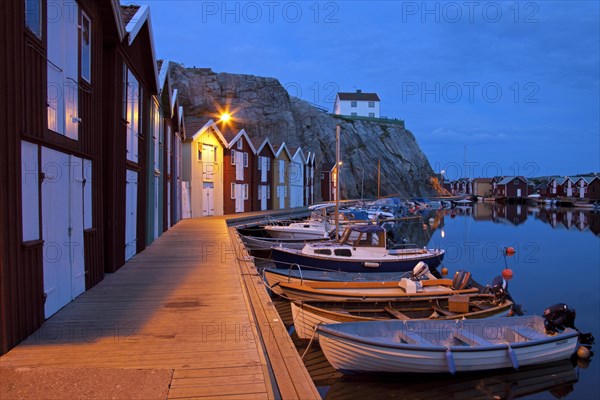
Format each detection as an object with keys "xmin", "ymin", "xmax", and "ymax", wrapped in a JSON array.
[{"xmin": 335, "ymin": 125, "xmax": 341, "ymax": 237}]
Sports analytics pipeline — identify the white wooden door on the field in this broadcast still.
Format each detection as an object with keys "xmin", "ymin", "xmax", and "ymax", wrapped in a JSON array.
[
  {"xmin": 236, "ymin": 151, "xmax": 244, "ymax": 180},
  {"xmin": 203, "ymin": 182, "xmax": 214, "ymax": 216},
  {"xmin": 235, "ymin": 184, "xmax": 244, "ymax": 212},
  {"xmin": 42, "ymin": 147, "xmax": 71, "ymax": 317},
  {"xmin": 579, "ymin": 187, "xmax": 585, "ymax": 199},
  {"xmin": 202, "ymin": 145, "xmax": 215, "ymax": 181},
  {"xmin": 167, "ymin": 181, "xmax": 172, "ymax": 226},
  {"xmin": 567, "ymin": 185, "xmax": 573, "ymax": 197},
  {"xmin": 154, "ymin": 175, "xmax": 159, "ymax": 240},
  {"xmin": 278, "ymin": 185, "xmax": 285, "ymax": 208},
  {"xmin": 516, "ymin": 188, "xmax": 521, "ymax": 197},
  {"xmin": 125, "ymin": 170, "xmax": 138, "ymax": 261},
  {"xmin": 260, "ymin": 185, "xmax": 267, "ymax": 210},
  {"xmin": 69, "ymin": 156, "xmax": 85, "ymax": 299},
  {"xmin": 261, "ymin": 157, "xmax": 268, "ymax": 182},
  {"xmin": 41, "ymin": 149, "xmax": 84, "ymax": 317}
]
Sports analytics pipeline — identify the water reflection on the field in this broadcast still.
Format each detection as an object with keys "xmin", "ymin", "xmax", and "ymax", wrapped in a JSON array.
[
  {"xmin": 426, "ymin": 203, "xmax": 600, "ymax": 236},
  {"xmin": 323, "ymin": 360, "xmax": 578, "ymax": 400}
]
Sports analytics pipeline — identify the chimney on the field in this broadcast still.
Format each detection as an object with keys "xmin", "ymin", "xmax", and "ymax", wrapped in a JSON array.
[{"xmin": 356, "ymin": 89, "xmax": 362, "ymax": 94}]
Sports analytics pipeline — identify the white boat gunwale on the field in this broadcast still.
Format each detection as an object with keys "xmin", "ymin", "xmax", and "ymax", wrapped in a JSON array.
[{"xmin": 316, "ymin": 323, "xmax": 579, "ymax": 353}]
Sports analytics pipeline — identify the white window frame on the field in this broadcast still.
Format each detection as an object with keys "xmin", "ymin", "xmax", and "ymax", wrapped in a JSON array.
[
  {"xmin": 25, "ymin": 0, "xmax": 42, "ymax": 39},
  {"xmin": 368, "ymin": 101, "xmax": 375, "ymax": 107},
  {"xmin": 369, "ymin": 112, "xmax": 375, "ymax": 118},
  {"xmin": 244, "ymin": 184, "xmax": 248, "ymax": 200},
  {"xmin": 81, "ymin": 10, "xmax": 92, "ymax": 83},
  {"xmin": 243, "ymin": 152, "xmax": 248, "ymax": 168},
  {"xmin": 237, "ymin": 139, "xmax": 242, "ymax": 150},
  {"xmin": 351, "ymin": 101, "xmax": 357, "ymax": 107},
  {"xmin": 231, "ymin": 150, "xmax": 236, "ymax": 165},
  {"xmin": 231, "ymin": 183, "xmax": 236, "ymax": 199},
  {"xmin": 258, "ymin": 156, "xmax": 262, "ymax": 170}
]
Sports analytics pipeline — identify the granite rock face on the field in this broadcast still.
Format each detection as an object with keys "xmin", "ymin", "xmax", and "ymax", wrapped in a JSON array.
[{"xmin": 169, "ymin": 62, "xmax": 436, "ymax": 199}]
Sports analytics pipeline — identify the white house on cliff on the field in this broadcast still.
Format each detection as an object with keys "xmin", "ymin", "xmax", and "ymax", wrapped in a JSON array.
[{"xmin": 333, "ymin": 90, "xmax": 380, "ymax": 118}]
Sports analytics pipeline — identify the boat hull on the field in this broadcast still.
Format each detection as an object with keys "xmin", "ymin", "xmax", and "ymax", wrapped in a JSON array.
[
  {"xmin": 271, "ymin": 247, "xmax": 444, "ymax": 273},
  {"xmin": 292, "ymin": 299, "xmax": 513, "ymax": 340},
  {"xmin": 317, "ymin": 317, "xmax": 579, "ymax": 374}
]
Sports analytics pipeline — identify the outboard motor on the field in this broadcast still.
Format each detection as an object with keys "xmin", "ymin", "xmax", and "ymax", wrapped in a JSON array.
[
  {"xmin": 544, "ymin": 303, "xmax": 576, "ymax": 333},
  {"xmin": 411, "ymin": 261, "xmax": 436, "ymax": 281},
  {"xmin": 451, "ymin": 270, "xmax": 472, "ymax": 290},
  {"xmin": 489, "ymin": 275, "xmax": 508, "ymax": 302}
]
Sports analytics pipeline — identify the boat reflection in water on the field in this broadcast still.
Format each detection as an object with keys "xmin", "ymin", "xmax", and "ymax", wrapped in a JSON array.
[{"xmin": 323, "ymin": 360, "xmax": 579, "ymax": 400}]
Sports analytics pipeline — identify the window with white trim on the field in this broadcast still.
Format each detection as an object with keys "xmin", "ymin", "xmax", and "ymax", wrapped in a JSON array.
[
  {"xmin": 267, "ymin": 186, "xmax": 271, "ymax": 199},
  {"xmin": 81, "ymin": 11, "xmax": 91, "ymax": 83},
  {"xmin": 124, "ymin": 67, "xmax": 141, "ymax": 163},
  {"xmin": 47, "ymin": 0, "xmax": 79, "ymax": 140},
  {"xmin": 279, "ymin": 160, "xmax": 285, "ymax": 183},
  {"xmin": 25, "ymin": 0, "xmax": 42, "ymax": 38},
  {"xmin": 237, "ymin": 140, "xmax": 242, "ymax": 150},
  {"xmin": 369, "ymin": 112, "xmax": 375, "ymax": 118},
  {"xmin": 231, "ymin": 150, "xmax": 236, "ymax": 165},
  {"xmin": 243, "ymin": 152, "xmax": 248, "ymax": 168},
  {"xmin": 368, "ymin": 101, "xmax": 375, "ymax": 107},
  {"xmin": 231, "ymin": 183, "xmax": 236, "ymax": 199},
  {"xmin": 351, "ymin": 101, "xmax": 357, "ymax": 107},
  {"xmin": 244, "ymin": 184, "xmax": 248, "ymax": 200},
  {"xmin": 153, "ymin": 100, "xmax": 160, "ymax": 172}
]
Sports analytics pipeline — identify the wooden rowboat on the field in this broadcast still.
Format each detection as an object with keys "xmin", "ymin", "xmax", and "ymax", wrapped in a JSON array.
[
  {"xmin": 317, "ymin": 316, "xmax": 579, "ymax": 374},
  {"xmin": 275, "ymin": 278, "xmax": 479, "ymax": 302},
  {"xmin": 291, "ymin": 295, "xmax": 514, "ymax": 340}
]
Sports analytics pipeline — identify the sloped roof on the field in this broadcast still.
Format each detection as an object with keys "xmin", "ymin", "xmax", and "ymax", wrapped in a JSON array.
[
  {"xmin": 256, "ymin": 137, "xmax": 276, "ymax": 156},
  {"xmin": 274, "ymin": 143, "xmax": 292, "ymax": 160},
  {"xmin": 322, "ymin": 162, "xmax": 336, "ymax": 172},
  {"xmin": 473, "ymin": 178, "xmax": 492, "ymax": 183},
  {"xmin": 337, "ymin": 92, "xmax": 380, "ymax": 101},
  {"xmin": 498, "ymin": 176, "xmax": 527, "ymax": 185},
  {"xmin": 122, "ymin": 5, "xmax": 159, "ymax": 92},
  {"xmin": 121, "ymin": 5, "xmax": 140, "ymax": 25},
  {"xmin": 184, "ymin": 118, "xmax": 228, "ymax": 146}
]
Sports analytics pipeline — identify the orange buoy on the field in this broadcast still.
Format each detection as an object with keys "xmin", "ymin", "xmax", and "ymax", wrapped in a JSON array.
[
  {"xmin": 450, "ymin": 213, "xmax": 456, "ymax": 219},
  {"xmin": 502, "ymin": 268, "xmax": 513, "ymax": 280},
  {"xmin": 441, "ymin": 267, "xmax": 448, "ymax": 276},
  {"xmin": 577, "ymin": 346, "xmax": 591, "ymax": 360},
  {"xmin": 505, "ymin": 247, "xmax": 516, "ymax": 256}
]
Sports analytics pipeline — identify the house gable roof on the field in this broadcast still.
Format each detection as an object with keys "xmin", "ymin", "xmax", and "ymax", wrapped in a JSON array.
[
  {"xmin": 122, "ymin": 5, "xmax": 159, "ymax": 92},
  {"xmin": 497, "ymin": 176, "xmax": 527, "ymax": 185},
  {"xmin": 274, "ymin": 143, "xmax": 292, "ymax": 161},
  {"xmin": 337, "ymin": 92, "xmax": 380, "ymax": 102},
  {"xmin": 291, "ymin": 147, "xmax": 307, "ymax": 164},
  {"xmin": 225, "ymin": 129, "xmax": 257, "ymax": 154},
  {"xmin": 184, "ymin": 118, "xmax": 228, "ymax": 147},
  {"xmin": 256, "ymin": 137, "xmax": 276, "ymax": 157},
  {"xmin": 322, "ymin": 162, "xmax": 336, "ymax": 173}
]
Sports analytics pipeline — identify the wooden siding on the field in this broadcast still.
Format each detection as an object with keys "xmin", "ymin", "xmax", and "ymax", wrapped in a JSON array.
[
  {"xmin": 223, "ymin": 136, "xmax": 254, "ymax": 215},
  {"xmin": 252, "ymin": 145, "xmax": 275, "ymax": 211}
]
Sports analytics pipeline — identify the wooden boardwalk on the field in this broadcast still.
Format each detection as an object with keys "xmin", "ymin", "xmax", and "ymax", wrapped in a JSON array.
[{"xmin": 0, "ymin": 215, "xmax": 319, "ymax": 399}]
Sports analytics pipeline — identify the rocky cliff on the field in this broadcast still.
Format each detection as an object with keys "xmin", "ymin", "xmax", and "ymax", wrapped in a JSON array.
[{"xmin": 169, "ymin": 62, "xmax": 436, "ymax": 199}]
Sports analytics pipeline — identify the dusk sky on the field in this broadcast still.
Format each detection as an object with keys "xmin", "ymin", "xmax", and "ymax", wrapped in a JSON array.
[{"xmin": 138, "ymin": 0, "xmax": 599, "ymax": 180}]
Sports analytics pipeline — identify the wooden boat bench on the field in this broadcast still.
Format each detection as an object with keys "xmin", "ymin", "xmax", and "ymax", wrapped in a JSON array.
[
  {"xmin": 453, "ymin": 330, "xmax": 490, "ymax": 346},
  {"xmin": 506, "ymin": 327, "xmax": 547, "ymax": 342},
  {"xmin": 397, "ymin": 330, "xmax": 433, "ymax": 345}
]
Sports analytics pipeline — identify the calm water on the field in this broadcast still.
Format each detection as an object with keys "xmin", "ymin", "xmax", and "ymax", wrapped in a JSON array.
[{"xmin": 316, "ymin": 203, "xmax": 600, "ymax": 400}]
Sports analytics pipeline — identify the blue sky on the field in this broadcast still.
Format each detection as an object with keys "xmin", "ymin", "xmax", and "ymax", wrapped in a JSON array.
[{"xmin": 139, "ymin": 0, "xmax": 599, "ymax": 179}]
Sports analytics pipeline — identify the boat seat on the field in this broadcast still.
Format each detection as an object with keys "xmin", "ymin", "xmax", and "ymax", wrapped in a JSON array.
[
  {"xmin": 431, "ymin": 305, "xmax": 456, "ymax": 317},
  {"xmin": 453, "ymin": 330, "xmax": 490, "ymax": 347},
  {"xmin": 397, "ymin": 330, "xmax": 431, "ymax": 345},
  {"xmin": 506, "ymin": 328, "xmax": 547, "ymax": 342},
  {"xmin": 384, "ymin": 306, "xmax": 410, "ymax": 320}
]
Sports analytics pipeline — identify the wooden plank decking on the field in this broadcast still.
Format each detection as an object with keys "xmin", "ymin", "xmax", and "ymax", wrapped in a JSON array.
[{"xmin": 0, "ymin": 215, "xmax": 319, "ymax": 399}]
